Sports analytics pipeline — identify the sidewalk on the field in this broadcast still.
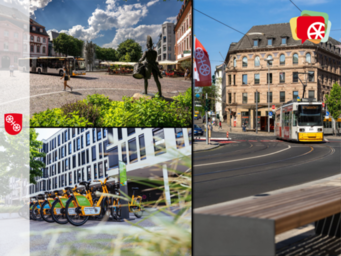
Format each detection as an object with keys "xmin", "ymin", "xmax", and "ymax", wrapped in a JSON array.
[{"xmin": 193, "ymin": 140, "xmax": 220, "ymax": 152}]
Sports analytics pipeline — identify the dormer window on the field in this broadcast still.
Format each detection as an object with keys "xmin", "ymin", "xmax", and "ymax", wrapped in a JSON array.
[
  {"xmin": 281, "ymin": 38, "xmax": 287, "ymax": 44},
  {"xmin": 253, "ymin": 40, "xmax": 258, "ymax": 47},
  {"xmin": 32, "ymin": 26, "xmax": 36, "ymax": 31},
  {"xmin": 267, "ymin": 39, "xmax": 272, "ymax": 46},
  {"xmin": 40, "ymin": 28, "xmax": 43, "ymax": 32}
]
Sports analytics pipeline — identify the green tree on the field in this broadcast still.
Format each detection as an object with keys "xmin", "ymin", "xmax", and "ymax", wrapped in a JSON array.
[
  {"xmin": 117, "ymin": 39, "xmax": 142, "ymax": 62},
  {"xmin": 96, "ymin": 46, "xmax": 118, "ymax": 62},
  {"xmin": 53, "ymin": 33, "xmax": 84, "ymax": 57},
  {"xmin": 194, "ymin": 85, "xmax": 220, "ymax": 113},
  {"xmin": 325, "ymin": 82, "xmax": 341, "ymax": 134},
  {"xmin": 30, "ymin": 129, "xmax": 46, "ymax": 184}
]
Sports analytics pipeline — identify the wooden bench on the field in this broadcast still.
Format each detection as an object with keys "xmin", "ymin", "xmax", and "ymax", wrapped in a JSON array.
[{"xmin": 194, "ymin": 186, "xmax": 341, "ymax": 256}]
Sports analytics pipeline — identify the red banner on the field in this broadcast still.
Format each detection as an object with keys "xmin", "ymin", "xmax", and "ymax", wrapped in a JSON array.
[
  {"xmin": 194, "ymin": 37, "xmax": 211, "ymax": 87},
  {"xmin": 4, "ymin": 113, "xmax": 22, "ymax": 135}
]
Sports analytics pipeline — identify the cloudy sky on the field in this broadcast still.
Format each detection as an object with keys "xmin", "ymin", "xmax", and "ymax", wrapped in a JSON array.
[
  {"xmin": 31, "ymin": 0, "xmax": 182, "ymax": 49},
  {"xmin": 194, "ymin": 0, "xmax": 341, "ymax": 69}
]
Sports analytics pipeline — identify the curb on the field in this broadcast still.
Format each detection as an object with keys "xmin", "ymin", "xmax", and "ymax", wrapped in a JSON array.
[
  {"xmin": 193, "ymin": 143, "xmax": 220, "ymax": 152},
  {"xmin": 195, "ymin": 173, "xmax": 341, "ymax": 213}
]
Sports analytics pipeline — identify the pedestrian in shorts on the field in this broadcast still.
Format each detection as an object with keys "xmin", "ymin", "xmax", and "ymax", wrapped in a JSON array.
[{"xmin": 60, "ymin": 67, "xmax": 73, "ymax": 91}]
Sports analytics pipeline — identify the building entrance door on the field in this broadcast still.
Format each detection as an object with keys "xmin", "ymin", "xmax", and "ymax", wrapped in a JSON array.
[{"xmin": 1, "ymin": 56, "xmax": 10, "ymax": 69}]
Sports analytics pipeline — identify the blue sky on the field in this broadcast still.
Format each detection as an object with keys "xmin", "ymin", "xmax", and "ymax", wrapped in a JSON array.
[
  {"xmin": 194, "ymin": 0, "xmax": 341, "ymax": 70},
  {"xmin": 31, "ymin": 0, "xmax": 183, "ymax": 49}
]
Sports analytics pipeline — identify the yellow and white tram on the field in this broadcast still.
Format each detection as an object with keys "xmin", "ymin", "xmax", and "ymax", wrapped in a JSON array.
[{"xmin": 275, "ymin": 99, "xmax": 324, "ymax": 142}]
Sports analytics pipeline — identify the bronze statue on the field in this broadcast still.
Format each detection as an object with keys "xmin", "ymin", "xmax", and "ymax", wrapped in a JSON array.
[{"xmin": 133, "ymin": 35, "xmax": 163, "ymax": 97}]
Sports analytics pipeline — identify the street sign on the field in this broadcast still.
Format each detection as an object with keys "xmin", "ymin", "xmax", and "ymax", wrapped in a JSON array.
[
  {"xmin": 195, "ymin": 93, "xmax": 200, "ymax": 98},
  {"xmin": 326, "ymin": 111, "xmax": 330, "ymax": 116},
  {"xmin": 272, "ymin": 105, "xmax": 275, "ymax": 110},
  {"xmin": 269, "ymin": 112, "xmax": 273, "ymax": 117}
]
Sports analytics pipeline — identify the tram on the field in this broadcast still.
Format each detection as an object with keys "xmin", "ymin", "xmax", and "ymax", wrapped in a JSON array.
[{"xmin": 275, "ymin": 99, "xmax": 324, "ymax": 142}]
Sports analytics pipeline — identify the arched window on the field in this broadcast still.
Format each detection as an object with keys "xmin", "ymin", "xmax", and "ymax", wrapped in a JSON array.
[
  {"xmin": 280, "ymin": 54, "xmax": 285, "ymax": 65},
  {"xmin": 43, "ymin": 47, "xmax": 46, "ymax": 54},
  {"xmin": 267, "ymin": 55, "xmax": 272, "ymax": 66},
  {"xmin": 293, "ymin": 53, "xmax": 298, "ymax": 64},
  {"xmin": 233, "ymin": 57, "xmax": 236, "ymax": 67},
  {"xmin": 254, "ymin": 56, "xmax": 260, "ymax": 67},
  {"xmin": 306, "ymin": 53, "xmax": 311, "ymax": 63},
  {"xmin": 37, "ymin": 37, "xmax": 40, "ymax": 42},
  {"xmin": 242, "ymin": 57, "xmax": 247, "ymax": 67}
]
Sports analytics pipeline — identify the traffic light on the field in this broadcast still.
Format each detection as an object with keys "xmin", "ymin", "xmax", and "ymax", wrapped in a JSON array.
[
  {"xmin": 205, "ymin": 98, "xmax": 210, "ymax": 111},
  {"xmin": 212, "ymin": 75, "xmax": 216, "ymax": 85}
]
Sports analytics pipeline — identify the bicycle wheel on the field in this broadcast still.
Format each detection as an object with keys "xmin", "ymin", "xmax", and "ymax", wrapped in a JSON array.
[
  {"xmin": 51, "ymin": 199, "xmax": 68, "ymax": 225},
  {"xmin": 40, "ymin": 201, "xmax": 54, "ymax": 223},
  {"xmin": 110, "ymin": 200, "xmax": 121, "ymax": 220},
  {"xmin": 131, "ymin": 199, "xmax": 143, "ymax": 218},
  {"xmin": 65, "ymin": 197, "xmax": 89, "ymax": 226},
  {"xmin": 31, "ymin": 202, "xmax": 42, "ymax": 221}
]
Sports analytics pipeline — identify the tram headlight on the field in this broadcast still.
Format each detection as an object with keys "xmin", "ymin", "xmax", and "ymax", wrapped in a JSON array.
[
  {"xmin": 299, "ymin": 128, "xmax": 305, "ymax": 132},
  {"xmin": 318, "ymin": 128, "xmax": 323, "ymax": 132}
]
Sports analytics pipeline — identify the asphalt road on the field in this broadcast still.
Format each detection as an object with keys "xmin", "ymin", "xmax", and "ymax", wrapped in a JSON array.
[{"xmin": 194, "ymin": 138, "xmax": 341, "ymax": 209}]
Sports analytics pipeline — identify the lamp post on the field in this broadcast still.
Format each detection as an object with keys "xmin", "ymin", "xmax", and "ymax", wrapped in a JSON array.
[
  {"xmin": 264, "ymin": 56, "xmax": 273, "ymax": 133},
  {"xmin": 255, "ymin": 89, "xmax": 258, "ymax": 134}
]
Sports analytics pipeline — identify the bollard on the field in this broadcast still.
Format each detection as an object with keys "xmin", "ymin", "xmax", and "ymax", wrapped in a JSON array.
[{"xmin": 226, "ymin": 131, "xmax": 229, "ymax": 138}]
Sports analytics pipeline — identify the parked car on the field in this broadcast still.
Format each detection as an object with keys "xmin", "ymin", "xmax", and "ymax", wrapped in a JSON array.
[{"xmin": 194, "ymin": 124, "xmax": 203, "ymax": 136}]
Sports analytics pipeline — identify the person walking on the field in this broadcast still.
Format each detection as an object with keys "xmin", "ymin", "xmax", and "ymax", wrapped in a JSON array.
[
  {"xmin": 184, "ymin": 68, "xmax": 189, "ymax": 80},
  {"xmin": 9, "ymin": 64, "xmax": 14, "ymax": 77},
  {"xmin": 60, "ymin": 67, "xmax": 72, "ymax": 91}
]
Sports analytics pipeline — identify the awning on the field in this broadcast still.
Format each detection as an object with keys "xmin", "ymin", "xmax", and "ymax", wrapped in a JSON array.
[{"xmin": 158, "ymin": 60, "xmax": 178, "ymax": 65}]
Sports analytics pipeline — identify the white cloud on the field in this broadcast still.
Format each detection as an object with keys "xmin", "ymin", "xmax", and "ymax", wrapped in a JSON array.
[
  {"xmin": 146, "ymin": 0, "xmax": 159, "ymax": 7},
  {"xmin": 166, "ymin": 16, "xmax": 177, "ymax": 24},
  {"xmin": 29, "ymin": 0, "xmax": 52, "ymax": 19},
  {"xmin": 102, "ymin": 24, "xmax": 161, "ymax": 49}
]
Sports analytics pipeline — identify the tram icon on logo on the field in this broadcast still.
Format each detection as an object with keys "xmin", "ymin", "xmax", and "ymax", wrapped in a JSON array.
[{"xmin": 4, "ymin": 113, "xmax": 22, "ymax": 135}]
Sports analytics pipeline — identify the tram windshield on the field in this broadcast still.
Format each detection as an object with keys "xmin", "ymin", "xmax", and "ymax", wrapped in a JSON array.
[{"xmin": 298, "ymin": 105, "xmax": 323, "ymax": 126}]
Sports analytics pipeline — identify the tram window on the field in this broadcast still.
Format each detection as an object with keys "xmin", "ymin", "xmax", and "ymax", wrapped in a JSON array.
[{"xmin": 293, "ymin": 112, "xmax": 297, "ymax": 126}]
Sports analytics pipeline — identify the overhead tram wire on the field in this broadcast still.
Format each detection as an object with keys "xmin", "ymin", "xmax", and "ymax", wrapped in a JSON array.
[
  {"xmin": 289, "ymin": 0, "xmax": 302, "ymax": 12},
  {"xmin": 193, "ymin": 8, "xmax": 253, "ymax": 47}
]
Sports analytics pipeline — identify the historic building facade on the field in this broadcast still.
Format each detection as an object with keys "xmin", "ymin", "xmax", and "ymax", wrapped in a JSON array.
[
  {"xmin": 30, "ymin": 19, "xmax": 49, "ymax": 58},
  {"xmin": 224, "ymin": 23, "xmax": 341, "ymax": 131},
  {"xmin": 174, "ymin": 0, "xmax": 192, "ymax": 70},
  {"xmin": 0, "ymin": 5, "xmax": 29, "ymax": 68},
  {"xmin": 29, "ymin": 128, "xmax": 192, "ymax": 201}
]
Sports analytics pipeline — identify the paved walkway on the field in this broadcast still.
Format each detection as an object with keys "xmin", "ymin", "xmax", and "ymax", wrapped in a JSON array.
[
  {"xmin": 193, "ymin": 140, "xmax": 220, "ymax": 152},
  {"xmin": 30, "ymin": 72, "xmax": 191, "ymax": 116}
]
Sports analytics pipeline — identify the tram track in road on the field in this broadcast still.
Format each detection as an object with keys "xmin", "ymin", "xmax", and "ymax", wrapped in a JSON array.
[
  {"xmin": 194, "ymin": 143, "xmax": 334, "ymax": 184},
  {"xmin": 194, "ymin": 142, "xmax": 339, "ymax": 208},
  {"xmin": 194, "ymin": 141, "xmax": 278, "ymax": 164}
]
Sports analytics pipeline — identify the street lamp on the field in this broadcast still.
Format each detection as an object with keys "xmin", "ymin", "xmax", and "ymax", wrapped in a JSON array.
[{"xmin": 264, "ymin": 56, "xmax": 273, "ymax": 133}]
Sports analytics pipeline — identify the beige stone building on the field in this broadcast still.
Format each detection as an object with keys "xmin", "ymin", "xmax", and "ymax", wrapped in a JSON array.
[{"xmin": 224, "ymin": 23, "xmax": 341, "ymax": 132}]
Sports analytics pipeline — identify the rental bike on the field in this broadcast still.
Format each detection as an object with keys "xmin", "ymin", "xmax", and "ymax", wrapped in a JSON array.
[{"xmin": 64, "ymin": 177, "xmax": 113, "ymax": 226}]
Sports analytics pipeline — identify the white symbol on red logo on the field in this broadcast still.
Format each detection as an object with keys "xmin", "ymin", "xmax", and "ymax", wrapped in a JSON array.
[
  {"xmin": 307, "ymin": 22, "xmax": 325, "ymax": 40},
  {"xmin": 5, "ymin": 114, "xmax": 22, "ymax": 135},
  {"xmin": 6, "ymin": 115, "xmax": 21, "ymax": 131},
  {"xmin": 195, "ymin": 47, "xmax": 210, "ymax": 76}
]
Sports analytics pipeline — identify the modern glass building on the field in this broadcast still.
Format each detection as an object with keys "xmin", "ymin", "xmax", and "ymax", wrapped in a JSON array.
[{"xmin": 29, "ymin": 128, "xmax": 192, "ymax": 201}]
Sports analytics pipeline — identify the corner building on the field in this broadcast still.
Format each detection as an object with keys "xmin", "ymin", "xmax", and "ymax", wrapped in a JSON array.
[
  {"xmin": 29, "ymin": 128, "xmax": 191, "ymax": 202},
  {"xmin": 224, "ymin": 23, "xmax": 341, "ymax": 132}
]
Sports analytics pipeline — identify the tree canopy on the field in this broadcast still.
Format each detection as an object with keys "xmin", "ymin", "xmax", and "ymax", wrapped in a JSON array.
[
  {"xmin": 116, "ymin": 39, "xmax": 142, "ymax": 62},
  {"xmin": 53, "ymin": 33, "xmax": 84, "ymax": 57},
  {"xmin": 95, "ymin": 46, "xmax": 118, "ymax": 61},
  {"xmin": 325, "ymin": 82, "xmax": 341, "ymax": 121},
  {"xmin": 30, "ymin": 129, "xmax": 46, "ymax": 184}
]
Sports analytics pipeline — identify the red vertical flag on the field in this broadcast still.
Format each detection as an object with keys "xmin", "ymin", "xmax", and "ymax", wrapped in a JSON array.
[{"xmin": 194, "ymin": 37, "xmax": 211, "ymax": 87}]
